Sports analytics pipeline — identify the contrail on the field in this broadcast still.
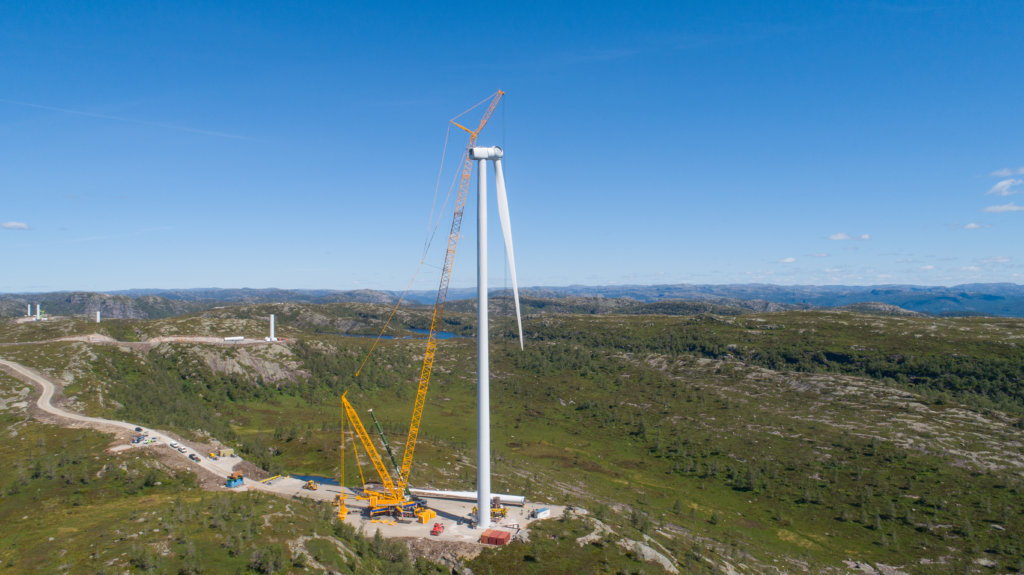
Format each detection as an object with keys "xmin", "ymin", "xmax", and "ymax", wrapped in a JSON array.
[
  {"xmin": 39, "ymin": 226, "xmax": 175, "ymax": 248},
  {"xmin": 0, "ymin": 98, "xmax": 251, "ymax": 140}
]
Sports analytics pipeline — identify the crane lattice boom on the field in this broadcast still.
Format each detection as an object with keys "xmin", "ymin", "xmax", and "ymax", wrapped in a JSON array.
[
  {"xmin": 396, "ymin": 91, "xmax": 504, "ymax": 493},
  {"xmin": 341, "ymin": 392, "xmax": 402, "ymax": 501}
]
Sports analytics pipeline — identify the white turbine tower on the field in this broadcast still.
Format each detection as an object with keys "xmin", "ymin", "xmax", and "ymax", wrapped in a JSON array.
[{"xmin": 469, "ymin": 145, "xmax": 523, "ymax": 529}]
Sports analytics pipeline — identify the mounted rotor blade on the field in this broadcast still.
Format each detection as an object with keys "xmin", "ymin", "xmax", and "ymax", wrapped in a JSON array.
[{"xmin": 493, "ymin": 156, "xmax": 524, "ymax": 350}]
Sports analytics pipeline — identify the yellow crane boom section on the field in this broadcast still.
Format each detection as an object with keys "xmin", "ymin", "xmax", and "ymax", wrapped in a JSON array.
[
  {"xmin": 396, "ymin": 90, "xmax": 504, "ymax": 494},
  {"xmin": 341, "ymin": 392, "xmax": 401, "ymax": 501}
]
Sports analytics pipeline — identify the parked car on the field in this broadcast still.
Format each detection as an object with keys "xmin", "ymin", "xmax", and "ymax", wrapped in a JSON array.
[
  {"xmin": 134, "ymin": 427, "xmax": 143, "ymax": 432},
  {"xmin": 188, "ymin": 453, "xmax": 200, "ymax": 462}
]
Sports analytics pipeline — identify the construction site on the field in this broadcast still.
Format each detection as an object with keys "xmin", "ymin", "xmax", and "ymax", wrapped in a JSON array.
[
  {"xmin": 222, "ymin": 472, "xmax": 562, "ymax": 547},
  {"xmin": 3, "ymin": 89, "xmax": 551, "ymax": 546},
  {"xmin": 284, "ymin": 90, "xmax": 545, "ymax": 547},
  {"xmin": 0, "ymin": 90, "xmax": 552, "ymax": 552}
]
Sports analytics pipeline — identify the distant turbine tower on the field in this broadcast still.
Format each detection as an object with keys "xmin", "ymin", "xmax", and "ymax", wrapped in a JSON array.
[{"xmin": 469, "ymin": 145, "xmax": 523, "ymax": 529}]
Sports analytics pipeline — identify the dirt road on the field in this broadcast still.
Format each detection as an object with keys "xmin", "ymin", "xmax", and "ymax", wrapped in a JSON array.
[
  {"xmin": 0, "ymin": 337, "xmax": 555, "ymax": 546},
  {"xmin": 0, "ymin": 333, "xmax": 275, "ymax": 350},
  {"xmin": 0, "ymin": 358, "xmax": 243, "ymax": 477}
]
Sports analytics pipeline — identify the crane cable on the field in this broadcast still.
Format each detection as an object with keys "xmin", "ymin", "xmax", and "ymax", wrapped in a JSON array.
[
  {"xmin": 354, "ymin": 130, "xmax": 459, "ymax": 377},
  {"xmin": 354, "ymin": 94, "xmax": 498, "ymax": 377}
]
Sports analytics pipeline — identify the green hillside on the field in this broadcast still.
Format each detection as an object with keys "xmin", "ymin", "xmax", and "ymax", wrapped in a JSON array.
[{"xmin": 2, "ymin": 305, "xmax": 1023, "ymax": 573}]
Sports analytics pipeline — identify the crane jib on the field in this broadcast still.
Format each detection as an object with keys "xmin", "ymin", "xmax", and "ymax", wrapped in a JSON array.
[{"xmin": 396, "ymin": 91, "xmax": 504, "ymax": 494}]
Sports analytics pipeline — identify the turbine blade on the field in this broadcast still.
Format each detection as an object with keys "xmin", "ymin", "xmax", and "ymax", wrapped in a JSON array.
[{"xmin": 493, "ymin": 158, "xmax": 524, "ymax": 350}]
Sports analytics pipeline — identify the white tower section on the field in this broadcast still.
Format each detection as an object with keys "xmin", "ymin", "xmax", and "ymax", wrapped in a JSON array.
[
  {"xmin": 96, "ymin": 311, "xmax": 101, "ymax": 323},
  {"xmin": 36, "ymin": 304, "xmax": 40, "ymax": 320},
  {"xmin": 468, "ymin": 144, "xmax": 523, "ymax": 529},
  {"xmin": 475, "ymin": 152, "xmax": 491, "ymax": 529},
  {"xmin": 266, "ymin": 314, "xmax": 278, "ymax": 342},
  {"xmin": 27, "ymin": 304, "xmax": 31, "ymax": 317}
]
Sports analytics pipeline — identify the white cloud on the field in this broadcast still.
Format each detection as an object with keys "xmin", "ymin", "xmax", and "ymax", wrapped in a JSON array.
[
  {"xmin": 984, "ymin": 202, "xmax": 1024, "ymax": 213},
  {"xmin": 828, "ymin": 232, "xmax": 869, "ymax": 241},
  {"xmin": 991, "ymin": 167, "xmax": 1024, "ymax": 177},
  {"xmin": 964, "ymin": 222, "xmax": 990, "ymax": 229},
  {"xmin": 1, "ymin": 221, "xmax": 29, "ymax": 230},
  {"xmin": 811, "ymin": 253, "xmax": 829, "ymax": 257},
  {"xmin": 962, "ymin": 265, "xmax": 981, "ymax": 271},
  {"xmin": 779, "ymin": 257, "xmax": 796, "ymax": 263},
  {"xmin": 987, "ymin": 178, "xmax": 1022, "ymax": 196},
  {"xmin": 983, "ymin": 256, "xmax": 1011, "ymax": 264},
  {"xmin": 920, "ymin": 265, "xmax": 935, "ymax": 270}
]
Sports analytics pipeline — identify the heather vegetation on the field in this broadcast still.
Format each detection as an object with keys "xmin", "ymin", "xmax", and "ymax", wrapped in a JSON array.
[
  {"xmin": 524, "ymin": 312, "xmax": 1024, "ymax": 413},
  {"xmin": 0, "ymin": 415, "xmax": 454, "ymax": 573},
  {"xmin": 2, "ymin": 304, "xmax": 1023, "ymax": 573}
]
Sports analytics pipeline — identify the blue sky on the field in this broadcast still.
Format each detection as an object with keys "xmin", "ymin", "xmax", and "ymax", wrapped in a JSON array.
[{"xmin": 2, "ymin": 1, "xmax": 1022, "ymax": 293}]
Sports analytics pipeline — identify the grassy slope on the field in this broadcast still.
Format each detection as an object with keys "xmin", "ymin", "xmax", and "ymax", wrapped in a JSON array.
[
  {"xmin": 467, "ymin": 516, "xmax": 683, "ymax": 575},
  {"xmin": 0, "ymin": 411, "xmax": 450, "ymax": 574},
  {"xmin": 2, "ymin": 308, "xmax": 1024, "ymax": 573}
]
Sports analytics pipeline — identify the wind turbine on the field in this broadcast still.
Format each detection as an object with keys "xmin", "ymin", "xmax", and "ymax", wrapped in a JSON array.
[{"xmin": 469, "ymin": 145, "xmax": 523, "ymax": 529}]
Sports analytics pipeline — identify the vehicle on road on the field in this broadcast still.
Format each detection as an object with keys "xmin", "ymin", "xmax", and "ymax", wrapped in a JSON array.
[
  {"xmin": 169, "ymin": 441, "xmax": 178, "ymax": 448},
  {"xmin": 134, "ymin": 427, "xmax": 143, "ymax": 432},
  {"xmin": 431, "ymin": 523, "xmax": 444, "ymax": 536},
  {"xmin": 188, "ymin": 453, "xmax": 200, "ymax": 462}
]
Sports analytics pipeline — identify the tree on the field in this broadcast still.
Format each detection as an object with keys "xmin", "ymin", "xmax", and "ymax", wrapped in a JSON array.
[{"xmin": 251, "ymin": 544, "xmax": 287, "ymax": 574}]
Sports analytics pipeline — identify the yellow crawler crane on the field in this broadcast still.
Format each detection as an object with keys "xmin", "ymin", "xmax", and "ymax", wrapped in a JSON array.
[
  {"xmin": 340, "ymin": 393, "xmax": 435, "ymax": 523},
  {"xmin": 343, "ymin": 91, "xmax": 503, "ymax": 524}
]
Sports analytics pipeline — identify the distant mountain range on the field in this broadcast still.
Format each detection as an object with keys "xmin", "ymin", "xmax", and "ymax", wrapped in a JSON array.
[
  {"xmin": 517, "ymin": 283, "xmax": 1024, "ymax": 317},
  {"xmin": 2, "ymin": 283, "xmax": 1024, "ymax": 319}
]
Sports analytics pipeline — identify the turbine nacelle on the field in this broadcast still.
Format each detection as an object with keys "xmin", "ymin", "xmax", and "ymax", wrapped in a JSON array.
[{"xmin": 468, "ymin": 146, "xmax": 503, "ymax": 160}]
